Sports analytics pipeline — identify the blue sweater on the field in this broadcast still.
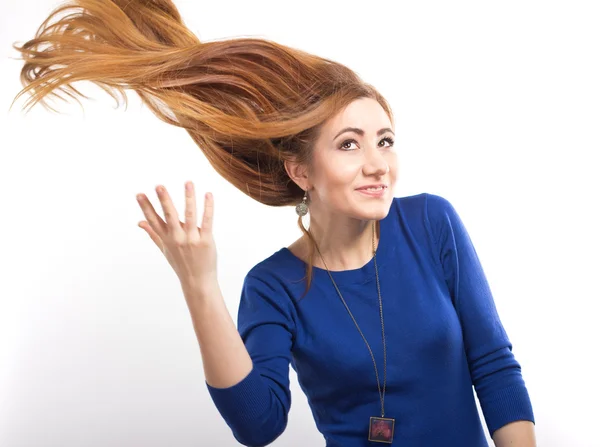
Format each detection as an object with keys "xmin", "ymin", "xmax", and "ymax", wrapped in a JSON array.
[{"xmin": 207, "ymin": 193, "xmax": 535, "ymax": 446}]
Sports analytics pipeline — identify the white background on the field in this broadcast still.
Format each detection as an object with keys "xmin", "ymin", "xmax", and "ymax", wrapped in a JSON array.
[{"xmin": 1, "ymin": 0, "xmax": 599, "ymax": 446}]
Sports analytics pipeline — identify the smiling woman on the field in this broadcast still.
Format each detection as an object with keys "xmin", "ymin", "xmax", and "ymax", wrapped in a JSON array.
[{"xmin": 12, "ymin": 0, "xmax": 535, "ymax": 446}]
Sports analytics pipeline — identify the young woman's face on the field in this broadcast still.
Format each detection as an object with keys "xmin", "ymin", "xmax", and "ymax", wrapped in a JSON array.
[{"xmin": 308, "ymin": 97, "xmax": 398, "ymax": 221}]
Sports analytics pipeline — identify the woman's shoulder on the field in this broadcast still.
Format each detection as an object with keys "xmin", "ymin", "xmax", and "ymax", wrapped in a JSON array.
[
  {"xmin": 390, "ymin": 191, "xmax": 448, "ymax": 207},
  {"xmin": 387, "ymin": 191, "xmax": 429, "ymax": 221},
  {"xmin": 389, "ymin": 191, "xmax": 454, "ymax": 219},
  {"xmin": 385, "ymin": 192, "xmax": 458, "ymax": 248},
  {"xmin": 243, "ymin": 246, "xmax": 304, "ymax": 291}
]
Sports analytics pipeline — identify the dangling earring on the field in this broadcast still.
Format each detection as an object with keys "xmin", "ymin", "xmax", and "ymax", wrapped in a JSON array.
[{"xmin": 295, "ymin": 189, "xmax": 309, "ymax": 216}]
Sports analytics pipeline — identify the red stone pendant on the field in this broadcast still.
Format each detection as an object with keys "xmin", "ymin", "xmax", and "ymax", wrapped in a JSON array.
[{"xmin": 368, "ymin": 416, "xmax": 395, "ymax": 443}]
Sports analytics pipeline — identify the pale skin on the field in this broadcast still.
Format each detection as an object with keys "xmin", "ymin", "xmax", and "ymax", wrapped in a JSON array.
[
  {"xmin": 136, "ymin": 185, "xmax": 253, "ymax": 389},
  {"xmin": 285, "ymin": 97, "xmax": 398, "ymax": 270},
  {"xmin": 493, "ymin": 421, "xmax": 536, "ymax": 446},
  {"xmin": 135, "ymin": 97, "xmax": 535, "ymax": 445}
]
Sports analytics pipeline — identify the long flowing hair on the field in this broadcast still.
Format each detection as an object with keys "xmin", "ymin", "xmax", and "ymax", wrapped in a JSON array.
[{"xmin": 12, "ymin": 0, "xmax": 394, "ymax": 295}]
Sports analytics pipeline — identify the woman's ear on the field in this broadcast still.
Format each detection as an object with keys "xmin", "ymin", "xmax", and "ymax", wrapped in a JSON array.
[{"xmin": 284, "ymin": 158, "xmax": 310, "ymax": 191}]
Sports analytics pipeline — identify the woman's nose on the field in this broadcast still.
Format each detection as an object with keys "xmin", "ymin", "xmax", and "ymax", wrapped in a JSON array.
[{"xmin": 364, "ymin": 148, "xmax": 389, "ymax": 176}]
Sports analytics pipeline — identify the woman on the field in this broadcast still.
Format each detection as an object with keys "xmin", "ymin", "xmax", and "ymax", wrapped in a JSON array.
[{"xmin": 13, "ymin": 0, "xmax": 536, "ymax": 445}]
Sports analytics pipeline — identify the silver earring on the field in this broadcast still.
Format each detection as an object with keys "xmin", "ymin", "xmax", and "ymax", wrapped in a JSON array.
[{"xmin": 295, "ymin": 190, "xmax": 309, "ymax": 216}]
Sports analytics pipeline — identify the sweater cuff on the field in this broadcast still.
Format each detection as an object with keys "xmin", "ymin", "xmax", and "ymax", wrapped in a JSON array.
[
  {"xmin": 206, "ymin": 366, "xmax": 272, "ymax": 429},
  {"xmin": 481, "ymin": 382, "xmax": 535, "ymax": 436}
]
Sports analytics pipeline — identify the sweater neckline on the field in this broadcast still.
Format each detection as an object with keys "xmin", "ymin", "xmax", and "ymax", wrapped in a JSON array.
[{"xmin": 279, "ymin": 212, "xmax": 392, "ymax": 285}]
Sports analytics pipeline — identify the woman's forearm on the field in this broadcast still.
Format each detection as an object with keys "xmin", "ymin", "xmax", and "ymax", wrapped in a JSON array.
[
  {"xmin": 183, "ymin": 282, "xmax": 253, "ymax": 388},
  {"xmin": 492, "ymin": 420, "xmax": 536, "ymax": 447}
]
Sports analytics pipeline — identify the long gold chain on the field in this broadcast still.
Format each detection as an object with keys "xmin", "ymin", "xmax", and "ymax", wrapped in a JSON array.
[{"xmin": 311, "ymin": 220, "xmax": 387, "ymax": 417}]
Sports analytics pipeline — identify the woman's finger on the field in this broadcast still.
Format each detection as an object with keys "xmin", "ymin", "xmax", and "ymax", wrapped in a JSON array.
[
  {"xmin": 136, "ymin": 193, "xmax": 167, "ymax": 236},
  {"xmin": 201, "ymin": 192, "xmax": 214, "ymax": 235},
  {"xmin": 183, "ymin": 181, "xmax": 198, "ymax": 236},
  {"xmin": 155, "ymin": 185, "xmax": 184, "ymax": 233},
  {"xmin": 138, "ymin": 221, "xmax": 164, "ymax": 252}
]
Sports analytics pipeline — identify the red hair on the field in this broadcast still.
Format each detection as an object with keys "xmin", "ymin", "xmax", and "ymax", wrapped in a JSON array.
[{"xmin": 13, "ymin": 0, "xmax": 394, "ymax": 293}]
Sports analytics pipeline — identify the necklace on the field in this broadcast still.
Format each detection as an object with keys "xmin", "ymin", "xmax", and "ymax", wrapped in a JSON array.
[{"xmin": 312, "ymin": 220, "xmax": 395, "ymax": 444}]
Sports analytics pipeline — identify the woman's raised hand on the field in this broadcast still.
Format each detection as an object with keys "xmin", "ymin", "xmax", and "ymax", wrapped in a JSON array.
[{"xmin": 136, "ymin": 182, "xmax": 217, "ymax": 295}]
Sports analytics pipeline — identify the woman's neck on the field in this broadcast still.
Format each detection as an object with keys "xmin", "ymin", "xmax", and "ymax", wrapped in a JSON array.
[{"xmin": 305, "ymin": 217, "xmax": 379, "ymax": 271}]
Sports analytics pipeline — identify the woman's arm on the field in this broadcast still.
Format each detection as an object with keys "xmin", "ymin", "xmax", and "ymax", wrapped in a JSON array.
[
  {"xmin": 493, "ymin": 420, "xmax": 536, "ymax": 446},
  {"xmin": 424, "ymin": 193, "xmax": 536, "ymax": 437},
  {"xmin": 198, "ymin": 271, "xmax": 296, "ymax": 447},
  {"xmin": 185, "ymin": 281, "xmax": 254, "ymax": 388}
]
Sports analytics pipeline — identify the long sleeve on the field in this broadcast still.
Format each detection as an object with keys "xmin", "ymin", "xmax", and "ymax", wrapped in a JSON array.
[
  {"xmin": 424, "ymin": 193, "xmax": 535, "ymax": 436},
  {"xmin": 205, "ymin": 271, "xmax": 297, "ymax": 447}
]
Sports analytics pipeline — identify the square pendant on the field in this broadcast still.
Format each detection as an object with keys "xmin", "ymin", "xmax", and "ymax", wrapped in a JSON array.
[{"xmin": 368, "ymin": 416, "xmax": 395, "ymax": 444}]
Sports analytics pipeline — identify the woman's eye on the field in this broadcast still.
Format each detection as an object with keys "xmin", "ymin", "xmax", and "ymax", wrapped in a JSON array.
[
  {"xmin": 339, "ymin": 137, "xmax": 395, "ymax": 151},
  {"xmin": 380, "ymin": 137, "xmax": 395, "ymax": 147},
  {"xmin": 340, "ymin": 139, "xmax": 357, "ymax": 150}
]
